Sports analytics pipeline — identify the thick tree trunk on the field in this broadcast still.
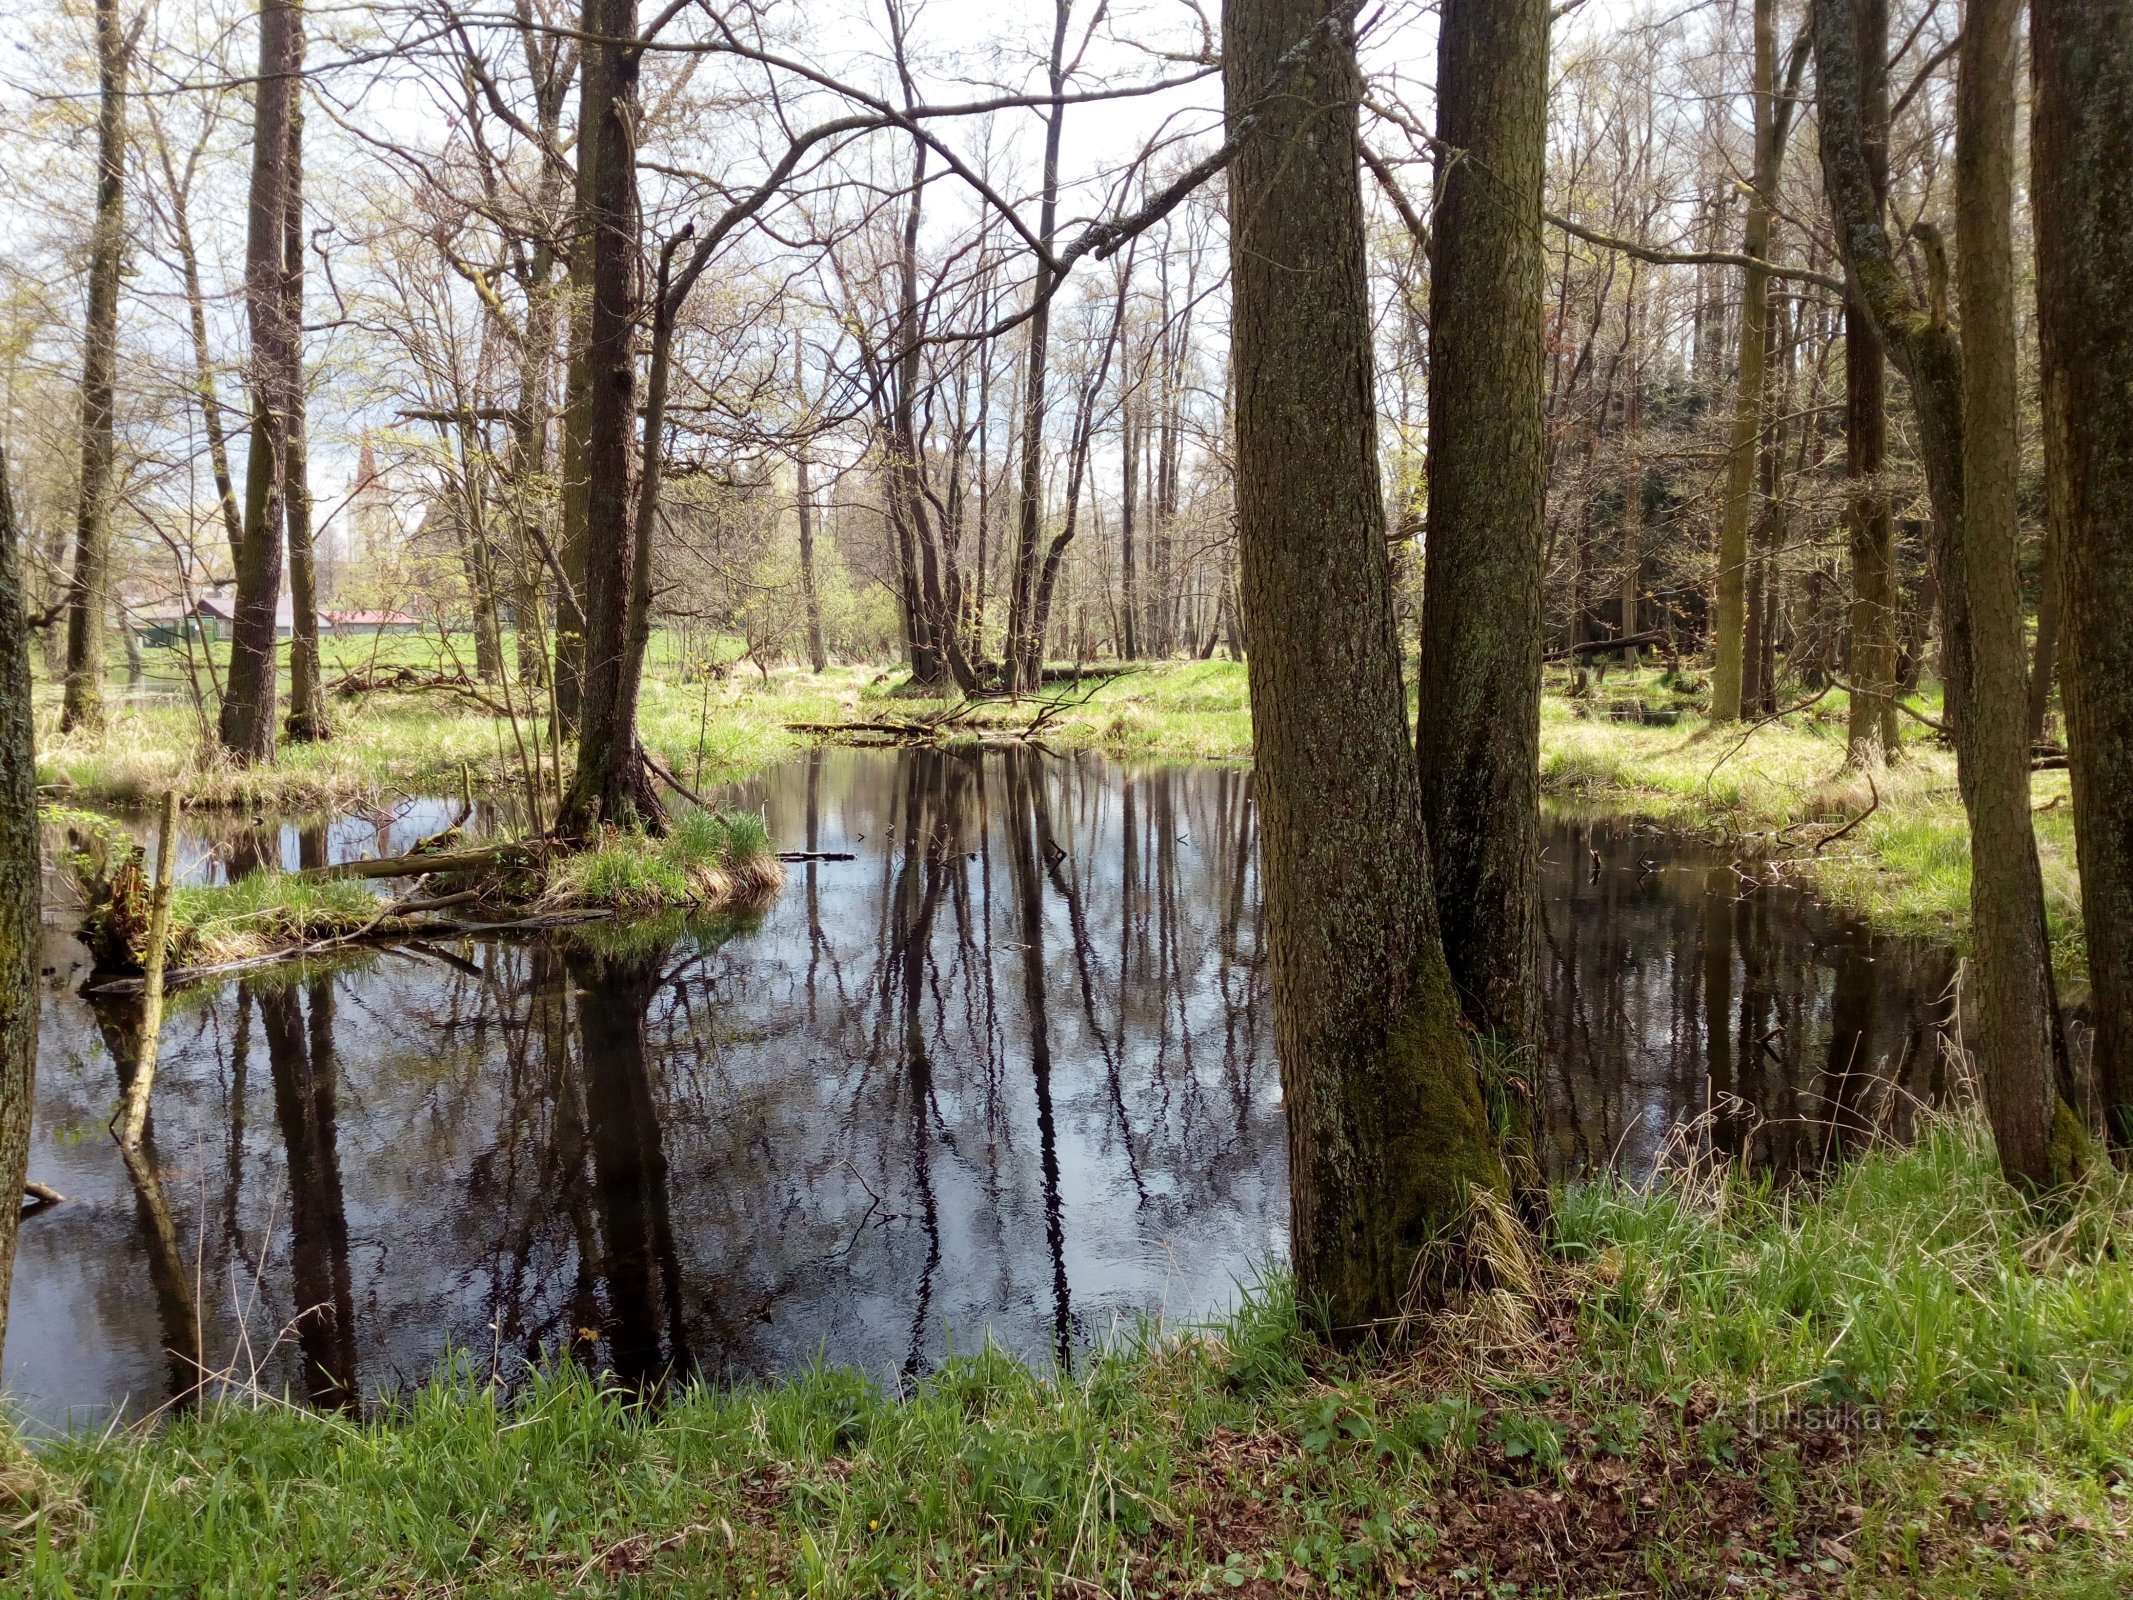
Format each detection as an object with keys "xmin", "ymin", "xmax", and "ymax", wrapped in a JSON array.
[
  {"xmin": 60, "ymin": 0, "xmax": 132, "ymax": 736},
  {"xmin": 282, "ymin": 65, "xmax": 328, "ymax": 742},
  {"xmin": 1225, "ymin": 0, "xmax": 1506, "ymax": 1332},
  {"xmin": 559, "ymin": 0, "xmax": 658, "ymax": 834},
  {"xmin": 1416, "ymin": 0, "xmax": 1548, "ymax": 1067},
  {"xmin": 219, "ymin": 0, "xmax": 302, "ymax": 764},
  {"xmin": 2032, "ymin": 0, "xmax": 2133, "ymax": 1148},
  {"xmin": 0, "ymin": 450, "xmax": 39, "ymax": 1366}
]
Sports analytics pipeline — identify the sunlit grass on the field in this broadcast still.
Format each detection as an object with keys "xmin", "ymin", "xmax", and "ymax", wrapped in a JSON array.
[
  {"xmin": 9, "ymin": 1119, "xmax": 2130, "ymax": 1594},
  {"xmin": 540, "ymin": 806, "xmax": 782, "ymax": 910}
]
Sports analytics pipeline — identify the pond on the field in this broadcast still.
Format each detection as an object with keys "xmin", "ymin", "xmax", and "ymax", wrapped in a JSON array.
[{"xmin": 9, "ymin": 747, "xmax": 1957, "ymax": 1427}]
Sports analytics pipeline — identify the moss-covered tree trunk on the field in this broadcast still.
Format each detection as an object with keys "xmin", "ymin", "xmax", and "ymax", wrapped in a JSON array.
[
  {"xmin": 219, "ymin": 0, "xmax": 303, "ymax": 764},
  {"xmin": 59, "ymin": 0, "xmax": 133, "ymax": 736},
  {"xmin": 0, "ymin": 451, "xmax": 38, "ymax": 1366},
  {"xmin": 1416, "ymin": 0, "xmax": 1547, "ymax": 1070},
  {"xmin": 2032, "ymin": 0, "xmax": 2133, "ymax": 1149},
  {"xmin": 1225, "ymin": 0, "xmax": 1507, "ymax": 1333}
]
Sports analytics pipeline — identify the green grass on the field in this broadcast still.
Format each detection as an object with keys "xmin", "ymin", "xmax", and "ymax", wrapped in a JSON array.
[
  {"xmin": 542, "ymin": 807, "xmax": 782, "ymax": 910},
  {"xmin": 8, "ymin": 1118, "xmax": 2129, "ymax": 1595},
  {"xmin": 164, "ymin": 871, "xmax": 391, "ymax": 965}
]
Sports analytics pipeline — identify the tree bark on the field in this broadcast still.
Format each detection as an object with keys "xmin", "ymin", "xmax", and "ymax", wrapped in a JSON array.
[
  {"xmin": 1225, "ymin": 0, "xmax": 1506, "ymax": 1332},
  {"xmin": 1710, "ymin": 0, "xmax": 1777, "ymax": 722},
  {"xmin": 0, "ymin": 449, "xmax": 39, "ymax": 1366},
  {"xmin": 1003, "ymin": 0, "xmax": 1070, "ymax": 692},
  {"xmin": 1843, "ymin": 0, "xmax": 1900, "ymax": 766},
  {"xmin": 219, "ymin": 0, "xmax": 303, "ymax": 763},
  {"xmin": 558, "ymin": 0, "xmax": 659, "ymax": 833},
  {"xmin": 1953, "ymin": 0, "xmax": 2073, "ymax": 1187},
  {"xmin": 60, "ymin": 0, "xmax": 133, "ymax": 735},
  {"xmin": 2032, "ymin": 0, "xmax": 2133, "ymax": 1149},
  {"xmin": 1416, "ymin": 0, "xmax": 1548, "ymax": 1069},
  {"xmin": 282, "ymin": 58, "xmax": 328, "ymax": 742}
]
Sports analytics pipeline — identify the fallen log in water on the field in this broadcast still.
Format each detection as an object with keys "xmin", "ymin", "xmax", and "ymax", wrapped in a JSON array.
[{"xmin": 294, "ymin": 841, "xmax": 540, "ymax": 882}]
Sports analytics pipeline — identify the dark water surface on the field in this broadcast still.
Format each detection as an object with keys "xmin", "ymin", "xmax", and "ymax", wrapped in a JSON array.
[{"xmin": 9, "ymin": 748, "xmax": 1955, "ymax": 1427}]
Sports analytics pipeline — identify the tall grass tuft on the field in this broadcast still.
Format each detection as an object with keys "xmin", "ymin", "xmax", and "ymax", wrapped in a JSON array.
[
  {"xmin": 542, "ymin": 806, "xmax": 783, "ymax": 910},
  {"xmin": 1559, "ymin": 1111, "xmax": 2133, "ymax": 1465}
]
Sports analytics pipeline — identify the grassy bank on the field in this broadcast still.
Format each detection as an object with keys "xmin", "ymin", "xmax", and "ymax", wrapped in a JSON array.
[
  {"xmin": 33, "ymin": 650, "xmax": 2080, "ymax": 961},
  {"xmin": 6, "ymin": 1119, "xmax": 2128, "ymax": 1596},
  {"xmin": 46, "ymin": 801, "xmax": 783, "ymax": 971}
]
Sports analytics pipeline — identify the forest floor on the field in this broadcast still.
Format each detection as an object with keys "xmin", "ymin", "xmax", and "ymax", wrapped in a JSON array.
[
  {"xmin": 6, "ymin": 1117, "xmax": 2130, "ymax": 1597},
  {"xmin": 30, "ymin": 649, "xmax": 2081, "ymax": 969}
]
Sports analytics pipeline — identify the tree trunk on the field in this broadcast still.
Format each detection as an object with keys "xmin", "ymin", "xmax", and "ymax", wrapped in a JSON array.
[
  {"xmin": 1416, "ymin": 0, "xmax": 1548, "ymax": 1070},
  {"xmin": 0, "ymin": 449, "xmax": 39, "ymax": 1366},
  {"xmin": 153, "ymin": 114, "xmax": 245, "ymax": 572},
  {"xmin": 1953, "ymin": 0, "xmax": 2073, "ymax": 1187},
  {"xmin": 1004, "ymin": 0, "xmax": 1070, "ymax": 692},
  {"xmin": 554, "ymin": 109, "xmax": 598, "ymax": 733},
  {"xmin": 2028, "ymin": 515, "xmax": 2061, "ymax": 746},
  {"xmin": 1225, "ymin": 0, "xmax": 1506, "ymax": 1331},
  {"xmin": 1120, "ymin": 401, "xmax": 1141, "ymax": 661},
  {"xmin": 795, "ymin": 339, "xmax": 828, "ymax": 674},
  {"xmin": 2032, "ymin": 0, "xmax": 2133, "ymax": 1148},
  {"xmin": 60, "ymin": 0, "xmax": 132, "ymax": 736},
  {"xmin": 1815, "ymin": 0, "xmax": 2080, "ymax": 1187},
  {"xmin": 559, "ymin": 0, "xmax": 658, "ymax": 834},
  {"xmin": 1842, "ymin": 0, "xmax": 1900, "ymax": 766},
  {"xmin": 282, "ymin": 63, "xmax": 328, "ymax": 742},
  {"xmin": 219, "ymin": 0, "xmax": 302, "ymax": 764},
  {"xmin": 453, "ymin": 421, "xmax": 506, "ymax": 684},
  {"xmin": 1710, "ymin": 0, "xmax": 1777, "ymax": 722}
]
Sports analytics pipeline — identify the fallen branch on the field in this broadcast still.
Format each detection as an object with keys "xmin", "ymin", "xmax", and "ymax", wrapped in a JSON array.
[
  {"xmin": 1812, "ymin": 769, "xmax": 1881, "ymax": 853},
  {"xmin": 296, "ymin": 841, "xmax": 535, "ymax": 882},
  {"xmin": 22, "ymin": 1181, "xmax": 65, "ymax": 1208},
  {"xmin": 777, "ymin": 850, "xmax": 856, "ymax": 862},
  {"xmin": 1545, "ymin": 630, "xmax": 1679, "ymax": 663}
]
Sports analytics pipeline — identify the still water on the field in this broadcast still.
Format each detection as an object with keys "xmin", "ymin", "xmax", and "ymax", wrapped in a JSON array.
[{"xmin": 9, "ymin": 748, "xmax": 1954, "ymax": 1426}]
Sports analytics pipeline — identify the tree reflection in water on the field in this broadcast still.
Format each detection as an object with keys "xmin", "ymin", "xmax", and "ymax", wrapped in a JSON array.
[{"xmin": 13, "ymin": 753, "xmax": 1967, "ymax": 1424}]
